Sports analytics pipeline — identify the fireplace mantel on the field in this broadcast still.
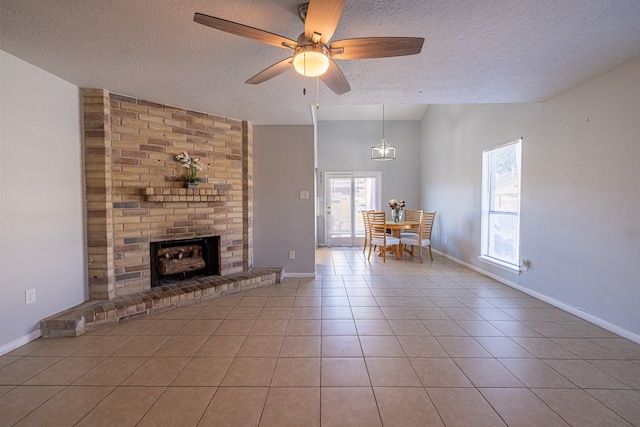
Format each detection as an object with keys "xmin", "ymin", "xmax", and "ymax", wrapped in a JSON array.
[{"xmin": 144, "ymin": 187, "xmax": 228, "ymax": 202}]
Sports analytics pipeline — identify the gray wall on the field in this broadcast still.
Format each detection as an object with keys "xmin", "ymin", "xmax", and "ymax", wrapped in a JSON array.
[
  {"xmin": 316, "ymin": 119, "xmax": 421, "ymax": 245},
  {"xmin": 0, "ymin": 51, "xmax": 87, "ymax": 351},
  {"xmin": 420, "ymin": 57, "xmax": 640, "ymax": 339},
  {"xmin": 253, "ymin": 125, "xmax": 316, "ymax": 276}
]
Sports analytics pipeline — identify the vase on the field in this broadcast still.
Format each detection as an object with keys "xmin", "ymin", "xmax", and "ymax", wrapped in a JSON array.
[
  {"xmin": 391, "ymin": 209, "xmax": 403, "ymax": 223},
  {"xmin": 186, "ymin": 182, "xmax": 198, "ymax": 189}
]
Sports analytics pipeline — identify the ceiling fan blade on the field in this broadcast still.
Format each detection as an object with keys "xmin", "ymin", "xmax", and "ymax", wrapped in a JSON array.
[
  {"xmin": 304, "ymin": 0, "xmax": 346, "ymax": 44},
  {"xmin": 330, "ymin": 37, "xmax": 424, "ymax": 60},
  {"xmin": 194, "ymin": 13, "xmax": 297, "ymax": 49},
  {"xmin": 320, "ymin": 58, "xmax": 350, "ymax": 95},
  {"xmin": 245, "ymin": 57, "xmax": 293, "ymax": 85}
]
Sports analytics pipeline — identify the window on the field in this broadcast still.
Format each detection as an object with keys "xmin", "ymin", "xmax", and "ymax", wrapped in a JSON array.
[{"xmin": 480, "ymin": 138, "xmax": 522, "ymax": 271}]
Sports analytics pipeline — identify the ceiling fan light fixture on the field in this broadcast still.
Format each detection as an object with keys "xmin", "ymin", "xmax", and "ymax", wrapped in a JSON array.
[
  {"xmin": 293, "ymin": 45, "xmax": 330, "ymax": 77},
  {"xmin": 194, "ymin": 0, "xmax": 424, "ymax": 95}
]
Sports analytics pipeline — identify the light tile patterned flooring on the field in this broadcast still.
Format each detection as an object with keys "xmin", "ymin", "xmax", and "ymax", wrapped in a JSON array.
[{"xmin": 1, "ymin": 248, "xmax": 639, "ymax": 426}]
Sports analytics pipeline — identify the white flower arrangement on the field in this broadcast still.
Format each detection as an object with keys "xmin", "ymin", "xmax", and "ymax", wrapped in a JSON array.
[
  {"xmin": 174, "ymin": 151, "xmax": 203, "ymax": 183},
  {"xmin": 389, "ymin": 198, "xmax": 406, "ymax": 222},
  {"xmin": 388, "ymin": 199, "xmax": 406, "ymax": 211}
]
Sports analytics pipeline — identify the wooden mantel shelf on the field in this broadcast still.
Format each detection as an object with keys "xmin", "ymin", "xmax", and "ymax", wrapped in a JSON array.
[{"xmin": 144, "ymin": 186, "xmax": 228, "ymax": 202}]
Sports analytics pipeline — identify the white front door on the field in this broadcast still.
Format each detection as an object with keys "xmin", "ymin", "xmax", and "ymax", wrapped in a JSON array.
[{"xmin": 325, "ymin": 172, "xmax": 381, "ymax": 246}]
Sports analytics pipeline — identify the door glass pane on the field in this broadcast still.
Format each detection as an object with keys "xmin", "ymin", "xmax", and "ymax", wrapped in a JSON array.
[
  {"xmin": 354, "ymin": 177, "xmax": 377, "ymax": 237},
  {"xmin": 329, "ymin": 177, "xmax": 352, "ymax": 238}
]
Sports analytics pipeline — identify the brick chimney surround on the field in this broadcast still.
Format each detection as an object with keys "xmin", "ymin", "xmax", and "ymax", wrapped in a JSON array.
[{"xmin": 82, "ymin": 89, "xmax": 254, "ymax": 301}]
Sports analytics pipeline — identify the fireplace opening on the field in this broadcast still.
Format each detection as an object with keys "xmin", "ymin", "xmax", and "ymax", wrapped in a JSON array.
[{"xmin": 150, "ymin": 236, "xmax": 220, "ymax": 287}]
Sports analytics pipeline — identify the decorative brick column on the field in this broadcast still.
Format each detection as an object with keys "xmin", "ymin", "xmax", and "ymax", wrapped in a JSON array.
[
  {"xmin": 243, "ymin": 121, "xmax": 253, "ymax": 271},
  {"xmin": 82, "ymin": 89, "xmax": 116, "ymax": 300}
]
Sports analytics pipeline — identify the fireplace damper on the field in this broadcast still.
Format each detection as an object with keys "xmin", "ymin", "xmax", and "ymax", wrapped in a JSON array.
[{"xmin": 150, "ymin": 236, "xmax": 220, "ymax": 287}]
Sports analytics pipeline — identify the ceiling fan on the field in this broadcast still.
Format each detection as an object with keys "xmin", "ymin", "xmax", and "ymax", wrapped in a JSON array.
[{"xmin": 194, "ymin": 0, "xmax": 424, "ymax": 95}]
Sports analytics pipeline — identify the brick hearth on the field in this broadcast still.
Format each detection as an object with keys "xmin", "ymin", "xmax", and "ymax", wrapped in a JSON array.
[{"xmin": 40, "ymin": 269, "xmax": 281, "ymax": 337}]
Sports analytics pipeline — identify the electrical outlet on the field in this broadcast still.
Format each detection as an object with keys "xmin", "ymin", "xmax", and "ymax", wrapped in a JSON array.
[
  {"xmin": 444, "ymin": 237, "xmax": 448, "ymax": 244},
  {"xmin": 289, "ymin": 251, "xmax": 296, "ymax": 260},
  {"xmin": 25, "ymin": 288, "xmax": 36, "ymax": 305}
]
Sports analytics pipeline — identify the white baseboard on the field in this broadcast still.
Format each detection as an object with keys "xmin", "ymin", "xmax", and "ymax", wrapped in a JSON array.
[
  {"xmin": 282, "ymin": 272, "xmax": 316, "ymax": 279},
  {"xmin": 0, "ymin": 329, "xmax": 41, "ymax": 356},
  {"xmin": 433, "ymin": 249, "xmax": 640, "ymax": 344}
]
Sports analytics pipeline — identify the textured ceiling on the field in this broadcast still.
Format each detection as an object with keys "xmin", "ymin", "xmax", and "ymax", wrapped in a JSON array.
[{"xmin": 2, "ymin": 0, "xmax": 640, "ymax": 124}]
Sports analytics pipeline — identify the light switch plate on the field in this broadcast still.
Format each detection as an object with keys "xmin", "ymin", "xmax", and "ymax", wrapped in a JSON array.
[
  {"xmin": 300, "ymin": 190, "xmax": 309, "ymax": 199},
  {"xmin": 25, "ymin": 288, "xmax": 36, "ymax": 305}
]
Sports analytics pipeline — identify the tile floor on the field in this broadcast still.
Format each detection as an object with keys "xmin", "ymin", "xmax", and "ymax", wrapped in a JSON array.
[{"xmin": 1, "ymin": 248, "xmax": 639, "ymax": 426}]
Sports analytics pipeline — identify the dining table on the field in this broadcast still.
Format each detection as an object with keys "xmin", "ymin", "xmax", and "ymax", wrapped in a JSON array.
[{"xmin": 373, "ymin": 219, "xmax": 420, "ymax": 259}]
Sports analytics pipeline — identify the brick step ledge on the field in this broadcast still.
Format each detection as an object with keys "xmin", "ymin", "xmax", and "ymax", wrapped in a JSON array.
[{"xmin": 40, "ymin": 268, "xmax": 282, "ymax": 338}]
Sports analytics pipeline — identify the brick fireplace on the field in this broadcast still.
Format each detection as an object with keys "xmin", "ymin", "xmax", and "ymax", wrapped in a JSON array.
[{"xmin": 82, "ymin": 89, "xmax": 253, "ymax": 300}]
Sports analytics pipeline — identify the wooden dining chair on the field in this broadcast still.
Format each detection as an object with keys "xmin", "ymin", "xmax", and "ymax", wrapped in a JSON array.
[
  {"xmin": 361, "ymin": 210, "xmax": 374, "ymax": 253},
  {"xmin": 401, "ymin": 211, "xmax": 436, "ymax": 262},
  {"xmin": 401, "ymin": 209, "xmax": 422, "ymax": 237},
  {"xmin": 367, "ymin": 211, "xmax": 401, "ymax": 263}
]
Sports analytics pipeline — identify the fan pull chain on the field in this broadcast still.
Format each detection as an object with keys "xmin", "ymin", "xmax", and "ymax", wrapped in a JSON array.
[
  {"xmin": 316, "ymin": 77, "xmax": 320, "ymax": 109},
  {"xmin": 303, "ymin": 52, "xmax": 307, "ymax": 96}
]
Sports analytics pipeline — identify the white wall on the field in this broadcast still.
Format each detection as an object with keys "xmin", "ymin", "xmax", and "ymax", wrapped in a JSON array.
[
  {"xmin": 317, "ymin": 120, "xmax": 421, "ymax": 245},
  {"xmin": 253, "ymin": 125, "xmax": 316, "ymax": 276},
  {"xmin": 420, "ymin": 57, "xmax": 640, "ymax": 339},
  {"xmin": 0, "ymin": 51, "xmax": 87, "ymax": 353}
]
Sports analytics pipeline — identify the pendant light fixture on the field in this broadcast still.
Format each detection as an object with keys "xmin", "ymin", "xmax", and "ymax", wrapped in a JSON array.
[{"xmin": 371, "ymin": 104, "xmax": 396, "ymax": 161}]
